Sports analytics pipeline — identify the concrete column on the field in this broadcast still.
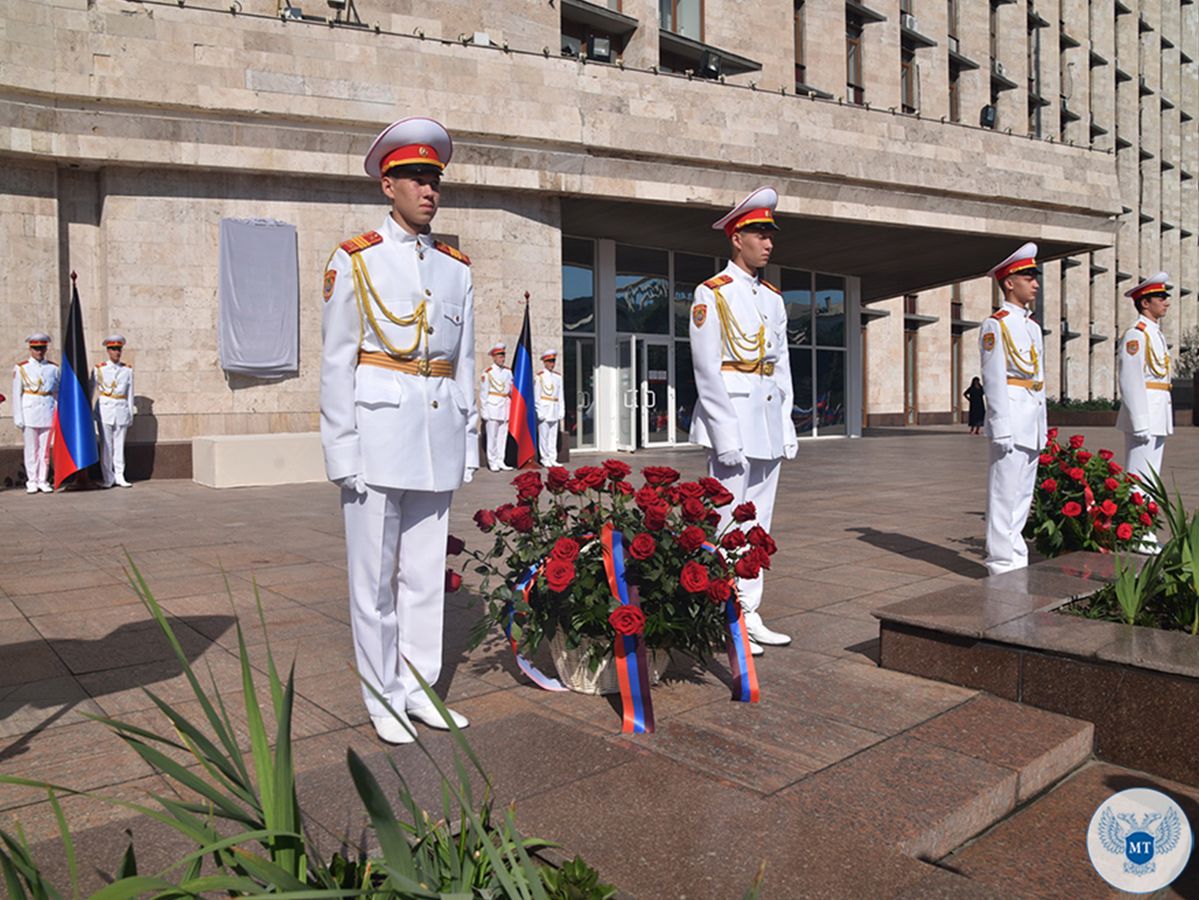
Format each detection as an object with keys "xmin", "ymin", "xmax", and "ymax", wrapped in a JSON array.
[
  {"xmin": 805, "ymin": 0, "xmax": 847, "ymax": 98},
  {"xmin": 1061, "ymin": 0, "xmax": 1089, "ymax": 145},
  {"xmin": 1090, "ymin": 247, "xmax": 1117, "ymax": 398},
  {"xmin": 619, "ymin": 0, "xmax": 659, "ymax": 70},
  {"xmin": 993, "ymin": 0, "xmax": 1030, "ymax": 134},
  {"xmin": 1041, "ymin": 258, "xmax": 1063, "ymax": 399},
  {"xmin": 862, "ymin": 8, "xmax": 900, "ymax": 109},
  {"xmin": 866, "ymin": 296, "xmax": 904, "ymax": 421},
  {"xmin": 914, "ymin": 0, "xmax": 949, "ymax": 118},
  {"xmin": 1061, "ymin": 257, "xmax": 1090, "ymax": 397},
  {"xmin": 57, "ymin": 168, "xmax": 107, "ymax": 351},
  {"xmin": 958, "ymin": 0, "xmax": 992, "ymax": 128},
  {"xmin": 916, "ymin": 286, "xmax": 952, "ymax": 417},
  {"xmin": 1088, "ymin": 0, "xmax": 1116, "ymax": 151}
]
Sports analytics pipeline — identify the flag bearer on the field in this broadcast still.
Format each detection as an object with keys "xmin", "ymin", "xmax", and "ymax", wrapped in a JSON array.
[
  {"xmin": 12, "ymin": 333, "xmax": 59, "ymax": 494},
  {"xmin": 535, "ymin": 349, "xmax": 564, "ymax": 467},
  {"xmin": 93, "ymin": 334, "xmax": 135, "ymax": 488},
  {"xmin": 479, "ymin": 342, "xmax": 513, "ymax": 471}
]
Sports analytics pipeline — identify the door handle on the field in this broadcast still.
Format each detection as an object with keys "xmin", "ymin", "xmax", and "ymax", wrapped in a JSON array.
[{"xmin": 645, "ymin": 389, "xmax": 656, "ymax": 407}]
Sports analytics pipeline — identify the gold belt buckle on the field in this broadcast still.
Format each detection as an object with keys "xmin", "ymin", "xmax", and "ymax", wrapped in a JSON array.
[
  {"xmin": 418, "ymin": 358, "xmax": 432, "ymax": 377},
  {"xmin": 763, "ymin": 361, "xmax": 775, "ymax": 377},
  {"xmin": 1032, "ymin": 381, "xmax": 1043, "ymax": 391}
]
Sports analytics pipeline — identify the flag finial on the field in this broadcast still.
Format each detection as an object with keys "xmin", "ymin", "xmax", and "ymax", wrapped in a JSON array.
[
  {"xmin": 70, "ymin": 271, "xmax": 77, "ymax": 284},
  {"xmin": 524, "ymin": 291, "xmax": 530, "ymax": 302}
]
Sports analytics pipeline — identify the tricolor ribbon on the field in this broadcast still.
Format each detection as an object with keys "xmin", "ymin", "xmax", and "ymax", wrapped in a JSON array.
[
  {"xmin": 600, "ymin": 524, "xmax": 655, "ymax": 734},
  {"xmin": 701, "ymin": 541, "xmax": 760, "ymax": 704},
  {"xmin": 505, "ymin": 561, "xmax": 569, "ymax": 692}
]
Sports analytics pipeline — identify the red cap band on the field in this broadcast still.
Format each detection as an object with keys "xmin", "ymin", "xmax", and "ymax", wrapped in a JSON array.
[
  {"xmin": 1131, "ymin": 282, "xmax": 1167, "ymax": 301},
  {"xmin": 381, "ymin": 143, "xmax": 445, "ymax": 174},
  {"xmin": 724, "ymin": 208, "xmax": 776, "ymax": 238},
  {"xmin": 994, "ymin": 258, "xmax": 1037, "ymax": 281}
]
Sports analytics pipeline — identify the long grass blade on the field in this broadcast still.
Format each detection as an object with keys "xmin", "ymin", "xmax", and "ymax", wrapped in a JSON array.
[{"xmin": 45, "ymin": 790, "xmax": 76, "ymax": 900}]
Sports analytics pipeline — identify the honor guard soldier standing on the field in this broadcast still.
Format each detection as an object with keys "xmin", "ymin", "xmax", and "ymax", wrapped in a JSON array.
[
  {"xmin": 93, "ymin": 334, "xmax": 135, "ymax": 488},
  {"xmin": 980, "ymin": 243, "xmax": 1047, "ymax": 575},
  {"xmin": 320, "ymin": 116, "xmax": 479, "ymax": 744},
  {"xmin": 12, "ymin": 333, "xmax": 60, "ymax": 494},
  {"xmin": 690, "ymin": 187, "xmax": 797, "ymax": 656},
  {"xmin": 479, "ymin": 342, "xmax": 513, "ymax": 471},
  {"xmin": 1117, "ymin": 272, "xmax": 1173, "ymax": 531},
  {"xmin": 535, "ymin": 349, "xmax": 564, "ymax": 467}
]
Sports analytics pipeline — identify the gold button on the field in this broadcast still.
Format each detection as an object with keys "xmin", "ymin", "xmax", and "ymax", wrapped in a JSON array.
[{"xmin": 431, "ymin": 400, "xmax": 439, "ymax": 409}]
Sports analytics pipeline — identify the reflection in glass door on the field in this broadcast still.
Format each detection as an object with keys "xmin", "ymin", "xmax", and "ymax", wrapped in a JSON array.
[
  {"xmin": 564, "ymin": 338, "xmax": 596, "ymax": 450},
  {"xmin": 617, "ymin": 336, "xmax": 637, "ymax": 451},
  {"xmin": 640, "ymin": 340, "xmax": 674, "ymax": 446}
]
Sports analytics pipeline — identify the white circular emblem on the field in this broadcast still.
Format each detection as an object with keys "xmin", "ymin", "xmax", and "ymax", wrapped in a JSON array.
[
  {"xmin": 418, "ymin": 146, "xmax": 429, "ymax": 157},
  {"xmin": 1087, "ymin": 788, "xmax": 1192, "ymax": 893}
]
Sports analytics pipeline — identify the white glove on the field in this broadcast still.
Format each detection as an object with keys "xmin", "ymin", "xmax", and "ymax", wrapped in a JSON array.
[
  {"xmin": 993, "ymin": 435, "xmax": 1015, "ymax": 455},
  {"xmin": 1133, "ymin": 430, "xmax": 1151, "ymax": 445},
  {"xmin": 462, "ymin": 466, "xmax": 476, "ymax": 484},
  {"xmin": 717, "ymin": 449, "xmax": 747, "ymax": 471},
  {"xmin": 335, "ymin": 473, "xmax": 367, "ymax": 494},
  {"xmin": 783, "ymin": 443, "xmax": 798, "ymax": 461}
]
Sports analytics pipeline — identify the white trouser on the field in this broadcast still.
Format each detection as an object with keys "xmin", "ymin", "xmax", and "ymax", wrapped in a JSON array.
[
  {"xmin": 484, "ymin": 419, "xmax": 506, "ymax": 470},
  {"xmin": 985, "ymin": 444, "xmax": 1039, "ymax": 575},
  {"xmin": 23, "ymin": 426, "xmax": 51, "ymax": 487},
  {"xmin": 98, "ymin": 422, "xmax": 129, "ymax": 486},
  {"xmin": 538, "ymin": 420, "xmax": 559, "ymax": 466},
  {"xmin": 1124, "ymin": 434, "xmax": 1166, "ymax": 488},
  {"xmin": 709, "ymin": 453, "xmax": 781, "ymax": 616},
  {"xmin": 343, "ymin": 484, "xmax": 452, "ymax": 719}
]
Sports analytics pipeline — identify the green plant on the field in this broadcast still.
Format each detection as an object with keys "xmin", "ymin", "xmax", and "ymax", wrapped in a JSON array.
[
  {"xmin": 0, "ymin": 558, "xmax": 589, "ymax": 899},
  {"xmin": 540, "ymin": 856, "xmax": 616, "ymax": 900},
  {"xmin": 1046, "ymin": 397, "xmax": 1121, "ymax": 411},
  {"xmin": 1173, "ymin": 326, "xmax": 1199, "ymax": 380}
]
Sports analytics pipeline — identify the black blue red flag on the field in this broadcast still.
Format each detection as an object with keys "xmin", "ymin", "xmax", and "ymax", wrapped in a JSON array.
[
  {"xmin": 504, "ymin": 299, "xmax": 538, "ymax": 468},
  {"xmin": 52, "ymin": 276, "xmax": 99, "ymax": 486}
]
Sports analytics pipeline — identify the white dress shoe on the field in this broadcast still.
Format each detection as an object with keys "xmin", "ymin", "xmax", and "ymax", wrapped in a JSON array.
[
  {"xmin": 38, "ymin": 482, "xmax": 53, "ymax": 493},
  {"xmin": 749, "ymin": 639, "xmax": 764, "ymax": 657},
  {"xmin": 744, "ymin": 612, "xmax": 791, "ymax": 646},
  {"xmin": 371, "ymin": 713, "xmax": 416, "ymax": 744},
  {"xmin": 115, "ymin": 479, "xmax": 132, "ymax": 488},
  {"xmin": 26, "ymin": 483, "xmax": 38, "ymax": 494},
  {"xmin": 407, "ymin": 704, "xmax": 469, "ymax": 730}
]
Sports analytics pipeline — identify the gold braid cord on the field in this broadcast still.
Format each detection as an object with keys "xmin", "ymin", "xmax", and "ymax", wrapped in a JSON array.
[
  {"xmin": 17, "ymin": 364, "xmax": 43, "ymax": 393},
  {"xmin": 350, "ymin": 253, "xmax": 429, "ymax": 359},
  {"xmin": 999, "ymin": 320, "xmax": 1039, "ymax": 378},
  {"xmin": 713, "ymin": 287, "xmax": 765, "ymax": 372},
  {"xmin": 1145, "ymin": 336, "xmax": 1170, "ymax": 378}
]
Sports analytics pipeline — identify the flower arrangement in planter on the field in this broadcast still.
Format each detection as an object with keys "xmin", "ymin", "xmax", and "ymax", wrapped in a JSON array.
[
  {"xmin": 1024, "ymin": 429, "xmax": 1159, "ymax": 556},
  {"xmin": 462, "ymin": 461, "xmax": 770, "ymax": 732}
]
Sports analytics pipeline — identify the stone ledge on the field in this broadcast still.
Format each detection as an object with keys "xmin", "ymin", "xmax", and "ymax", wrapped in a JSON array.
[{"xmin": 192, "ymin": 431, "xmax": 325, "ymax": 488}]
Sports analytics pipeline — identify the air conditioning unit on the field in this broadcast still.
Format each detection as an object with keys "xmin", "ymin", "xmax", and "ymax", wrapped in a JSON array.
[
  {"xmin": 948, "ymin": 35, "xmax": 960, "ymax": 53},
  {"xmin": 901, "ymin": 12, "xmax": 919, "ymax": 31},
  {"xmin": 993, "ymin": 59, "xmax": 1007, "ymax": 77}
]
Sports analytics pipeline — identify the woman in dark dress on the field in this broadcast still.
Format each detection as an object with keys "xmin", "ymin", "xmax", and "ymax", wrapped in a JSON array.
[{"xmin": 964, "ymin": 376, "xmax": 985, "ymax": 434}]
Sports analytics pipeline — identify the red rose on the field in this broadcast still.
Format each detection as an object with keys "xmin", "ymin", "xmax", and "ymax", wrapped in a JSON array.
[
  {"xmin": 722, "ymin": 530, "xmax": 748, "ymax": 551},
  {"xmin": 634, "ymin": 486, "xmax": 662, "ymax": 511},
  {"xmin": 1094, "ymin": 518, "xmax": 1111, "ymax": 532},
  {"xmin": 1140, "ymin": 512, "xmax": 1153, "ymax": 526},
  {"xmin": 628, "ymin": 532, "xmax": 657, "ymax": 560},
  {"xmin": 509, "ymin": 506, "xmax": 535, "ymax": 533},
  {"xmin": 1104, "ymin": 477, "xmax": 1120, "ymax": 492},
  {"xmin": 1068, "ymin": 468, "xmax": 1086, "ymax": 482},
  {"xmin": 1099, "ymin": 449, "xmax": 1114, "ymax": 461},
  {"xmin": 602, "ymin": 458, "xmax": 631, "ymax": 481},
  {"xmin": 677, "ymin": 482, "xmax": 705, "ymax": 500},
  {"xmin": 748, "ymin": 546, "xmax": 772, "ymax": 571},
  {"xmin": 1116, "ymin": 523, "xmax": 1134, "ymax": 541},
  {"xmin": 682, "ymin": 497, "xmax": 707, "ymax": 522},
  {"xmin": 644, "ymin": 506, "xmax": 668, "ymax": 531},
  {"xmin": 1039, "ymin": 454, "xmax": 1054, "ymax": 466},
  {"xmin": 665, "ymin": 486, "xmax": 683, "ymax": 506},
  {"xmin": 1047, "ymin": 442, "xmax": 1062, "ymax": 455},
  {"xmin": 575, "ymin": 466, "xmax": 607, "ymax": 489},
  {"xmin": 746, "ymin": 526, "xmax": 777, "ymax": 555},
  {"xmin": 678, "ymin": 525, "xmax": 707, "ymax": 552},
  {"xmin": 1069, "ymin": 434, "xmax": 1085, "ymax": 449},
  {"xmin": 1040, "ymin": 478, "xmax": 1058, "ymax": 493},
  {"xmin": 699, "ymin": 477, "xmax": 725, "ymax": 497},
  {"xmin": 608, "ymin": 605, "xmax": 646, "ymax": 636},
  {"xmin": 709, "ymin": 488, "xmax": 735, "ymax": 508},
  {"xmin": 732, "ymin": 502, "xmax": 757, "ymax": 523},
  {"xmin": 612, "ymin": 480, "xmax": 634, "ymax": 496},
  {"xmin": 1062, "ymin": 501, "xmax": 1083, "ymax": 518},
  {"xmin": 679, "ymin": 561, "xmax": 710, "ymax": 593},
  {"xmin": 545, "ymin": 558, "xmax": 576, "ymax": 593},
  {"xmin": 735, "ymin": 554, "xmax": 762, "ymax": 580},
  {"xmin": 1131, "ymin": 492, "xmax": 1145, "ymax": 506},
  {"xmin": 1047, "ymin": 427, "xmax": 1059, "ymax": 441},
  {"xmin": 567, "ymin": 478, "xmax": 587, "ymax": 495},
  {"xmin": 1108, "ymin": 462, "xmax": 1123, "ymax": 475},
  {"xmin": 512, "ymin": 472, "xmax": 543, "ymax": 501},
  {"xmin": 1100, "ymin": 499, "xmax": 1118, "ymax": 517},
  {"xmin": 474, "ymin": 508, "xmax": 497, "ymax": 532},
  {"xmin": 642, "ymin": 466, "xmax": 681, "ymax": 487},
  {"xmin": 444, "ymin": 569, "xmax": 462, "ymax": 593},
  {"xmin": 706, "ymin": 510, "xmax": 722, "ymax": 527},
  {"xmin": 1076, "ymin": 451, "xmax": 1093, "ymax": 464},
  {"xmin": 494, "ymin": 503, "xmax": 515, "ymax": 523},
  {"xmin": 546, "ymin": 466, "xmax": 571, "ymax": 493},
  {"xmin": 551, "ymin": 537, "xmax": 580, "ymax": 562},
  {"xmin": 447, "ymin": 534, "xmax": 466, "ymax": 556},
  {"xmin": 705, "ymin": 579, "xmax": 732, "ymax": 604},
  {"xmin": 1148, "ymin": 501, "xmax": 1159, "ymax": 515}
]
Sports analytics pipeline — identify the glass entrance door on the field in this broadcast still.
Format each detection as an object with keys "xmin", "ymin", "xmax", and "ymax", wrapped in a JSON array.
[
  {"xmin": 640, "ymin": 339, "xmax": 674, "ymax": 446},
  {"xmin": 617, "ymin": 335, "xmax": 637, "ymax": 451}
]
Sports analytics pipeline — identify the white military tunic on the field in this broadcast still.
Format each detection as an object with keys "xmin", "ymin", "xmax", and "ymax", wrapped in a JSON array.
[
  {"xmin": 689, "ymin": 263, "xmax": 797, "ymax": 614},
  {"xmin": 92, "ymin": 360, "xmax": 135, "ymax": 486},
  {"xmin": 979, "ymin": 301, "xmax": 1047, "ymax": 575},
  {"xmin": 535, "ymin": 368, "xmax": 564, "ymax": 466},
  {"xmin": 1117, "ymin": 314, "xmax": 1173, "ymax": 487},
  {"xmin": 12, "ymin": 358, "xmax": 60, "ymax": 489},
  {"xmin": 320, "ymin": 215, "xmax": 479, "ymax": 720},
  {"xmin": 479, "ymin": 363, "xmax": 512, "ymax": 470}
]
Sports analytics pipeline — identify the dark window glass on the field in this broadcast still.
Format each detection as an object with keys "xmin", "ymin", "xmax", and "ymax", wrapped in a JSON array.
[
  {"xmin": 816, "ymin": 349, "xmax": 847, "ymax": 434},
  {"xmin": 562, "ymin": 237, "xmax": 596, "ymax": 334},
  {"xmin": 674, "ymin": 253, "xmax": 718, "ymax": 338},
  {"xmin": 814, "ymin": 273, "xmax": 846, "ymax": 347},
  {"xmin": 675, "ymin": 340, "xmax": 697, "ymax": 443},
  {"xmin": 615, "ymin": 245, "xmax": 670, "ymax": 334},
  {"xmin": 780, "ymin": 268, "xmax": 813, "ymax": 345},
  {"xmin": 789, "ymin": 347, "xmax": 814, "ymax": 435}
]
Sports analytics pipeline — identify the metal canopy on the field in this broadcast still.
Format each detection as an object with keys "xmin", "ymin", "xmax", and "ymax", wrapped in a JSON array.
[{"xmin": 561, "ymin": 198, "xmax": 1107, "ymax": 303}]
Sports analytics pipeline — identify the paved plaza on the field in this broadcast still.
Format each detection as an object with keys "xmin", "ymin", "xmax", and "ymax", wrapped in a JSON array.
[{"xmin": 3, "ymin": 426, "xmax": 1199, "ymax": 897}]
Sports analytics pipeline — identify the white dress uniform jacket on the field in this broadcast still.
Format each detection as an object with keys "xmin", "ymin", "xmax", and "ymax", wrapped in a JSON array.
[
  {"xmin": 535, "ymin": 370, "xmax": 564, "ymax": 422},
  {"xmin": 479, "ymin": 364, "xmax": 512, "ymax": 421},
  {"xmin": 92, "ymin": 361, "xmax": 135, "ymax": 426},
  {"xmin": 1116, "ymin": 315, "xmax": 1173, "ymax": 437},
  {"xmin": 979, "ymin": 301, "xmax": 1047, "ymax": 451},
  {"xmin": 688, "ymin": 263, "xmax": 798, "ymax": 461},
  {"xmin": 12, "ymin": 358, "xmax": 59, "ymax": 429},
  {"xmin": 320, "ymin": 216, "xmax": 479, "ymax": 491}
]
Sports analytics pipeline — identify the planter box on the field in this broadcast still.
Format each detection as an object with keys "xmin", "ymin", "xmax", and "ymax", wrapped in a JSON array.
[
  {"xmin": 1046, "ymin": 409, "xmax": 1119, "ymax": 427},
  {"xmin": 874, "ymin": 553, "xmax": 1199, "ymax": 786}
]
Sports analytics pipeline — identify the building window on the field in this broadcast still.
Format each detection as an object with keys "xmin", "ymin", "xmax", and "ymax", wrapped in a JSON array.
[
  {"xmin": 949, "ymin": 66, "xmax": 962, "ymax": 121},
  {"xmin": 1027, "ymin": 25, "xmax": 1042, "ymax": 137},
  {"xmin": 562, "ymin": 238, "xmax": 597, "ymax": 450},
  {"xmin": 781, "ymin": 268, "xmax": 848, "ymax": 436},
  {"xmin": 615, "ymin": 245, "xmax": 670, "ymax": 334},
  {"xmin": 794, "ymin": 0, "xmax": 807, "ymax": 87},
  {"xmin": 660, "ymin": 0, "xmax": 701, "ymax": 38},
  {"xmin": 901, "ymin": 48, "xmax": 918, "ymax": 113},
  {"xmin": 847, "ymin": 15, "xmax": 865, "ymax": 105}
]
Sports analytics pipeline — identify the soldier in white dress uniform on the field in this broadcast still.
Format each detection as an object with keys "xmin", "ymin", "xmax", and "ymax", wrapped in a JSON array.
[
  {"xmin": 979, "ymin": 243, "xmax": 1048, "ymax": 575},
  {"xmin": 689, "ymin": 187, "xmax": 797, "ymax": 655},
  {"xmin": 535, "ymin": 349, "xmax": 564, "ymax": 467},
  {"xmin": 12, "ymin": 333, "xmax": 60, "ymax": 494},
  {"xmin": 92, "ymin": 334, "xmax": 135, "ymax": 488},
  {"xmin": 320, "ymin": 116, "xmax": 479, "ymax": 744},
  {"xmin": 479, "ymin": 342, "xmax": 513, "ymax": 471},
  {"xmin": 1117, "ymin": 272, "xmax": 1173, "ymax": 540}
]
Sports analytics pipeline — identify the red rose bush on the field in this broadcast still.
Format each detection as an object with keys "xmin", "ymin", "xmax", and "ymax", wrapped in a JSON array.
[
  {"xmin": 1024, "ymin": 429, "xmax": 1156, "ymax": 556},
  {"xmin": 465, "ymin": 462, "xmax": 777, "ymax": 670}
]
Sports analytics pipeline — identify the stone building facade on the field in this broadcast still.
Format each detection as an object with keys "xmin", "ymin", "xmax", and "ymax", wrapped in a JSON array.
[{"xmin": 0, "ymin": 0, "xmax": 1187, "ymax": 469}]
